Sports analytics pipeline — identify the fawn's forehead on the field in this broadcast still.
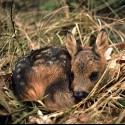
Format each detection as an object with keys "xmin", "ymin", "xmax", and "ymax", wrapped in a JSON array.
[
  {"xmin": 72, "ymin": 50, "xmax": 101, "ymax": 73},
  {"xmin": 74, "ymin": 49, "xmax": 100, "ymax": 62}
]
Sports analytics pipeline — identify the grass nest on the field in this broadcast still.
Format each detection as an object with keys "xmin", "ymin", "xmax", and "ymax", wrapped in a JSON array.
[{"xmin": 0, "ymin": 3, "xmax": 125, "ymax": 124}]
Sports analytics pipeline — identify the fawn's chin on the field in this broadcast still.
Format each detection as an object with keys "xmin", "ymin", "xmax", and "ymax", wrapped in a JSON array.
[
  {"xmin": 74, "ymin": 97, "xmax": 92, "ymax": 104},
  {"xmin": 74, "ymin": 97, "xmax": 95, "ymax": 109}
]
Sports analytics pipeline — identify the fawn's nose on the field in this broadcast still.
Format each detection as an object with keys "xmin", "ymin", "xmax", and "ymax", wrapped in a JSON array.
[{"xmin": 73, "ymin": 90, "xmax": 88, "ymax": 100}]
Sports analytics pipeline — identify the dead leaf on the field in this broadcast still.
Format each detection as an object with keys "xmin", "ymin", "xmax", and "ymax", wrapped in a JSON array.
[
  {"xmin": 118, "ymin": 43, "xmax": 125, "ymax": 50},
  {"xmin": 116, "ymin": 59, "xmax": 125, "ymax": 65},
  {"xmin": 105, "ymin": 47, "xmax": 113, "ymax": 60},
  {"xmin": 28, "ymin": 110, "xmax": 53, "ymax": 124}
]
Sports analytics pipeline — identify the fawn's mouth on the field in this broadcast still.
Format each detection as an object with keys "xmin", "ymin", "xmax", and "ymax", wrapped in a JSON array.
[{"xmin": 74, "ymin": 97, "xmax": 83, "ymax": 103}]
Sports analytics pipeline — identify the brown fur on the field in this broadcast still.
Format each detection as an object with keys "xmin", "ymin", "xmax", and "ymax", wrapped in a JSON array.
[
  {"xmin": 12, "ymin": 29, "xmax": 109, "ymax": 111},
  {"xmin": 22, "ymin": 64, "xmax": 68, "ymax": 100}
]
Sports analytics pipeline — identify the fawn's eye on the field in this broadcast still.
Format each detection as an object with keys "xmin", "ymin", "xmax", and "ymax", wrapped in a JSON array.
[
  {"xmin": 69, "ymin": 71, "xmax": 74, "ymax": 81},
  {"xmin": 89, "ymin": 71, "xmax": 99, "ymax": 81}
]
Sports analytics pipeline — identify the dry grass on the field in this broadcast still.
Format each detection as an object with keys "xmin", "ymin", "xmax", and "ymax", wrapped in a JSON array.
[{"xmin": 0, "ymin": 0, "xmax": 125, "ymax": 124}]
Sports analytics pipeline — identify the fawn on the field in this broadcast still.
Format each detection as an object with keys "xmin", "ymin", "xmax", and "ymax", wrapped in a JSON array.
[{"xmin": 12, "ymin": 29, "xmax": 109, "ymax": 111}]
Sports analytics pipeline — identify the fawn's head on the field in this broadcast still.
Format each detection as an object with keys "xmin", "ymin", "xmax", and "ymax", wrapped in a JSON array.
[{"xmin": 66, "ymin": 29, "xmax": 109, "ymax": 101}]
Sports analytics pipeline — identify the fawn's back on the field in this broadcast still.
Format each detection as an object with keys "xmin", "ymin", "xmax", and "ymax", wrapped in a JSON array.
[{"xmin": 12, "ymin": 29, "xmax": 109, "ymax": 111}]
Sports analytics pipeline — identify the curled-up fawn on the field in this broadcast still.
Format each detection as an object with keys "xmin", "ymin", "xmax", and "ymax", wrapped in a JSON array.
[{"xmin": 12, "ymin": 29, "xmax": 109, "ymax": 111}]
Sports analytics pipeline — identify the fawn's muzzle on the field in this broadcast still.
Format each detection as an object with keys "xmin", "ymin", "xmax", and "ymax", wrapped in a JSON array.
[{"xmin": 73, "ymin": 90, "xmax": 88, "ymax": 100}]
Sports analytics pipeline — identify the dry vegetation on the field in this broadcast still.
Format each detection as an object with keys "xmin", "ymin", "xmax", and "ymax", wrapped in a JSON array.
[{"xmin": 0, "ymin": 0, "xmax": 125, "ymax": 124}]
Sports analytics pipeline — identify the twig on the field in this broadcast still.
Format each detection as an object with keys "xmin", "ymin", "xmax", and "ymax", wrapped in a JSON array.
[
  {"xmin": 10, "ymin": 0, "xmax": 24, "ymax": 55},
  {"xmin": 61, "ymin": 0, "xmax": 70, "ymax": 19}
]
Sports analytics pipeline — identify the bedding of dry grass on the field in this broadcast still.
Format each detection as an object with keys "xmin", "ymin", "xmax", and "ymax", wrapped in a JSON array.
[{"xmin": 0, "ymin": 0, "xmax": 125, "ymax": 124}]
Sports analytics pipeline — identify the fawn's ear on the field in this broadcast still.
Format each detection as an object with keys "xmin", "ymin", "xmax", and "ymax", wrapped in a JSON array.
[
  {"xmin": 66, "ymin": 31, "xmax": 78, "ymax": 57},
  {"xmin": 93, "ymin": 29, "xmax": 109, "ymax": 56}
]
